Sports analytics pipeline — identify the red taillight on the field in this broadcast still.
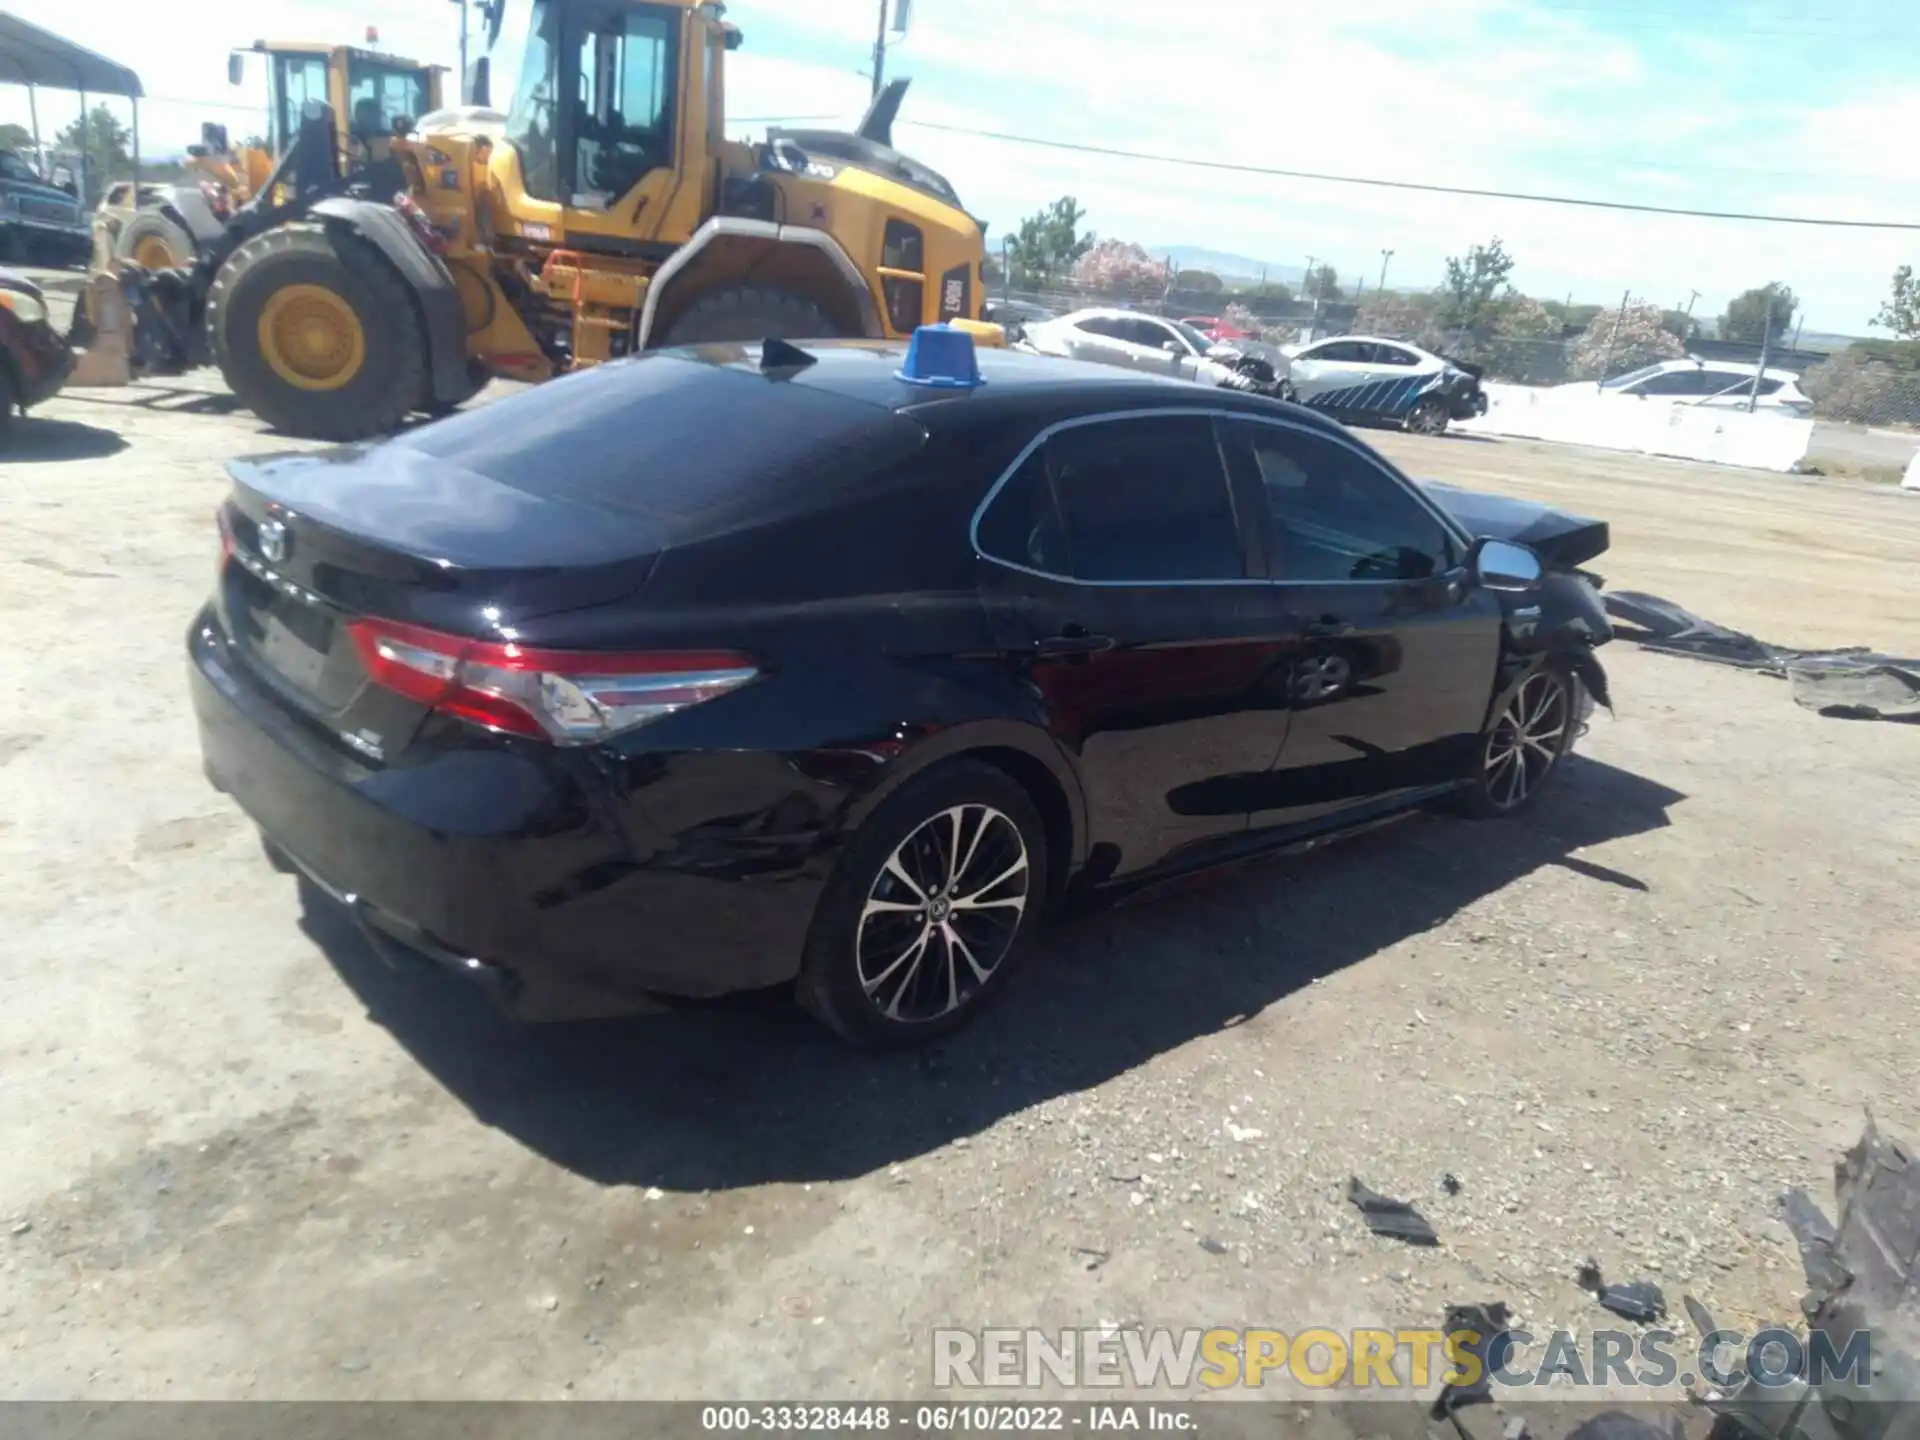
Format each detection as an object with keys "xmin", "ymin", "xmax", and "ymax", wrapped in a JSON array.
[
  {"xmin": 345, "ymin": 617, "xmax": 758, "ymax": 745},
  {"xmin": 216, "ymin": 506, "xmax": 234, "ymax": 572}
]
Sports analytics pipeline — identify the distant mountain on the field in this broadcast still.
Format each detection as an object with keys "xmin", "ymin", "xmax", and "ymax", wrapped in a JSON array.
[{"xmin": 1150, "ymin": 245, "xmax": 1305, "ymax": 287}]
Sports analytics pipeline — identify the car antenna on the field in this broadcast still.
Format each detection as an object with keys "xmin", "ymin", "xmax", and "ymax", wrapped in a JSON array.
[{"xmin": 760, "ymin": 337, "xmax": 818, "ymax": 372}]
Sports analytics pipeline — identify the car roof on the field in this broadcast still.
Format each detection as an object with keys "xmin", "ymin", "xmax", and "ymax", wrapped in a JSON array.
[
  {"xmin": 665, "ymin": 336, "xmax": 1349, "ymax": 432},
  {"xmin": 1657, "ymin": 357, "xmax": 1802, "ymax": 381}
]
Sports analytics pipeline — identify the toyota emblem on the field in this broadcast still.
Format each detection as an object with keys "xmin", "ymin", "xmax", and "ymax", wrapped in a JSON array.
[{"xmin": 258, "ymin": 519, "xmax": 289, "ymax": 565}]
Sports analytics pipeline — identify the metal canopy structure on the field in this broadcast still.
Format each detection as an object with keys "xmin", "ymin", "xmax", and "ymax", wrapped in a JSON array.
[
  {"xmin": 0, "ymin": 12, "xmax": 143, "ymax": 95},
  {"xmin": 0, "ymin": 11, "xmax": 144, "ymax": 207}
]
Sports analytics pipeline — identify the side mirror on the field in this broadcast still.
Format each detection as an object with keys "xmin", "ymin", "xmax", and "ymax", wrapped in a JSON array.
[
  {"xmin": 227, "ymin": 52, "xmax": 245, "ymax": 86},
  {"xmin": 466, "ymin": 56, "xmax": 491, "ymax": 108},
  {"xmin": 202, "ymin": 122, "xmax": 229, "ymax": 153},
  {"xmin": 1472, "ymin": 538, "xmax": 1543, "ymax": 593},
  {"xmin": 1162, "ymin": 339, "xmax": 1185, "ymax": 354}
]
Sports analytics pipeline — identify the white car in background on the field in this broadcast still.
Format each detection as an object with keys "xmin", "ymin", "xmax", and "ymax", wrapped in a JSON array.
[
  {"xmin": 1019, "ymin": 307, "xmax": 1248, "ymax": 383},
  {"xmin": 1568, "ymin": 359, "xmax": 1814, "ymax": 415},
  {"xmin": 1277, "ymin": 335, "xmax": 1488, "ymax": 434}
]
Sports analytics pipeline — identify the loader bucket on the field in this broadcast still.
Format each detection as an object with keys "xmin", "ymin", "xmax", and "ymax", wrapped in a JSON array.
[{"xmin": 65, "ymin": 273, "xmax": 134, "ymax": 388}]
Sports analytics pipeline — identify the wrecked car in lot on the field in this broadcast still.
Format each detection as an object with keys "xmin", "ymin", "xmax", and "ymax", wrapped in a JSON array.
[
  {"xmin": 1016, "ymin": 306, "xmax": 1290, "ymax": 397},
  {"xmin": 1280, "ymin": 335, "xmax": 1489, "ymax": 434},
  {"xmin": 0, "ymin": 268, "xmax": 74, "ymax": 432},
  {"xmin": 190, "ymin": 329, "xmax": 1611, "ymax": 1048}
]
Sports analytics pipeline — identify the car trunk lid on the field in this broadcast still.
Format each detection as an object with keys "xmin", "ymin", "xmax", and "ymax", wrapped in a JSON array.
[{"xmin": 216, "ymin": 447, "xmax": 660, "ymax": 755}]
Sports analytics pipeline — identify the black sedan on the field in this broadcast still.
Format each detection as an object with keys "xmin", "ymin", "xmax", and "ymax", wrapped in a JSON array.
[{"xmin": 190, "ymin": 332, "xmax": 1612, "ymax": 1048}]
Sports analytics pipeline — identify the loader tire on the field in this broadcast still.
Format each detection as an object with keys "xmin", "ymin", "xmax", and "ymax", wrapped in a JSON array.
[
  {"xmin": 114, "ymin": 211, "xmax": 197, "ymax": 271},
  {"xmin": 207, "ymin": 222, "xmax": 427, "ymax": 442},
  {"xmin": 655, "ymin": 286, "xmax": 846, "ymax": 346}
]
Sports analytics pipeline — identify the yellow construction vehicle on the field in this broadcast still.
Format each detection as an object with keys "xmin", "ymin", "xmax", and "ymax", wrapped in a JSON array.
[
  {"xmin": 71, "ymin": 0, "xmax": 997, "ymax": 440},
  {"xmin": 97, "ymin": 41, "xmax": 445, "ymax": 272}
]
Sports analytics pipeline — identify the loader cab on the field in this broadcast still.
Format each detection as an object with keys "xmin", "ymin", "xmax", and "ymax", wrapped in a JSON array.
[
  {"xmin": 250, "ymin": 43, "xmax": 443, "ymax": 161},
  {"xmin": 499, "ymin": 0, "xmax": 720, "ymax": 249}
]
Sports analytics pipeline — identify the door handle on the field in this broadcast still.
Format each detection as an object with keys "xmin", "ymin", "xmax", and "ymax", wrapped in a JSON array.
[
  {"xmin": 1303, "ymin": 615, "xmax": 1353, "ymax": 639},
  {"xmin": 1034, "ymin": 630, "xmax": 1116, "ymax": 656}
]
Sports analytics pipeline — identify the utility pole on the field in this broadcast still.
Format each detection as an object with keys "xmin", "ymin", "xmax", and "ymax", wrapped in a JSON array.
[
  {"xmin": 1749, "ymin": 282, "xmax": 1775, "ymax": 413},
  {"xmin": 1305, "ymin": 255, "xmax": 1319, "ymax": 338},
  {"xmin": 1378, "ymin": 248, "xmax": 1394, "ymax": 294},
  {"xmin": 871, "ymin": 0, "xmax": 889, "ymax": 100},
  {"xmin": 453, "ymin": 0, "xmax": 469, "ymax": 104},
  {"xmin": 1597, "ymin": 289, "xmax": 1630, "ymax": 390},
  {"xmin": 1681, "ymin": 289, "xmax": 1701, "ymax": 343}
]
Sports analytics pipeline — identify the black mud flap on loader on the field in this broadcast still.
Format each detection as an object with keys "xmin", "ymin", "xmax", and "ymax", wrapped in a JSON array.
[{"xmin": 306, "ymin": 198, "xmax": 471, "ymax": 408}]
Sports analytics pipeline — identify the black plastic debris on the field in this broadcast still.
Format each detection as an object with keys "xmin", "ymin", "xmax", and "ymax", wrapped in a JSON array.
[
  {"xmin": 1429, "ymin": 1301, "xmax": 1513, "ymax": 1417},
  {"xmin": 1780, "ymin": 1185, "xmax": 1849, "ymax": 1302},
  {"xmin": 1603, "ymin": 590, "xmax": 1920, "ymax": 720},
  {"xmin": 1443, "ymin": 1173, "xmax": 1463, "ymax": 1196},
  {"xmin": 1576, "ymin": 1257, "xmax": 1667, "ymax": 1322},
  {"xmin": 1347, "ymin": 1177, "xmax": 1439, "ymax": 1246}
]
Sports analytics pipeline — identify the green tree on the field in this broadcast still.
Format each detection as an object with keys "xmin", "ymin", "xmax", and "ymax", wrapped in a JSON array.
[
  {"xmin": 0, "ymin": 121, "xmax": 34, "ymax": 154},
  {"xmin": 1542, "ymin": 300, "xmax": 1603, "ymax": 331},
  {"xmin": 1438, "ymin": 237, "xmax": 1515, "ymax": 332},
  {"xmin": 1718, "ymin": 284, "xmax": 1797, "ymax": 345},
  {"xmin": 1005, "ymin": 196, "xmax": 1094, "ymax": 288},
  {"xmin": 1172, "ymin": 269, "xmax": 1223, "ymax": 294},
  {"xmin": 55, "ymin": 105, "xmax": 133, "ymax": 182},
  {"xmin": 1303, "ymin": 264, "xmax": 1342, "ymax": 302},
  {"xmin": 1660, "ymin": 309, "xmax": 1700, "ymax": 343},
  {"xmin": 1232, "ymin": 281, "xmax": 1294, "ymax": 305},
  {"xmin": 1871, "ymin": 265, "xmax": 1920, "ymax": 341}
]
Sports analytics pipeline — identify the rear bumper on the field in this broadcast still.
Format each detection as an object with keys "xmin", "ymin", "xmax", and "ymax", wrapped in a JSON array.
[{"xmin": 188, "ymin": 608, "xmax": 828, "ymax": 1015}]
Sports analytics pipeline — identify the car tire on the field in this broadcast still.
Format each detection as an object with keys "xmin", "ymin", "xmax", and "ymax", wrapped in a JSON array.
[
  {"xmin": 1449, "ymin": 661, "xmax": 1580, "ymax": 819},
  {"xmin": 797, "ymin": 760, "xmax": 1049, "ymax": 1049},
  {"xmin": 655, "ymin": 286, "xmax": 847, "ymax": 346},
  {"xmin": 206, "ymin": 222, "xmax": 426, "ymax": 442},
  {"xmin": 1406, "ymin": 396, "xmax": 1450, "ymax": 435}
]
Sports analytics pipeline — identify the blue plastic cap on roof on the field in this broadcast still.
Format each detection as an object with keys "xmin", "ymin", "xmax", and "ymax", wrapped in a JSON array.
[{"xmin": 895, "ymin": 324, "xmax": 984, "ymax": 389}]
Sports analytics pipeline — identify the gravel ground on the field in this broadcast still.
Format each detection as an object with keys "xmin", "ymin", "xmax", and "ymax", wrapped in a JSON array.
[{"xmin": 2, "ymin": 380, "xmax": 1916, "ymax": 1411}]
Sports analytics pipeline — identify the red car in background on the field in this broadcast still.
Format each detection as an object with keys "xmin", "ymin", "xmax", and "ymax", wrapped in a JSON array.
[{"xmin": 1182, "ymin": 314, "xmax": 1258, "ymax": 343}]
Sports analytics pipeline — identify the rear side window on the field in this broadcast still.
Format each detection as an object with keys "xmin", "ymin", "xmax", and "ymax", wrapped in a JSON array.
[
  {"xmin": 974, "ymin": 449, "xmax": 1070, "ymax": 575},
  {"xmin": 981, "ymin": 414, "xmax": 1245, "ymax": 583}
]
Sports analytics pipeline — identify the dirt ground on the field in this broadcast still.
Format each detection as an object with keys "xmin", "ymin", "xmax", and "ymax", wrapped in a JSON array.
[{"xmin": 2, "ymin": 380, "xmax": 1917, "ymax": 1410}]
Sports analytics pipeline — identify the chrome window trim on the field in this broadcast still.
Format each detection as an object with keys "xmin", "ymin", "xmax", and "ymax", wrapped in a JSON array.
[{"xmin": 969, "ymin": 405, "xmax": 1474, "ymax": 589}]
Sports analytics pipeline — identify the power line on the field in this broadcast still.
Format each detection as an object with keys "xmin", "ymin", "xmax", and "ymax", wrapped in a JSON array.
[{"xmin": 901, "ymin": 120, "xmax": 1920, "ymax": 231}]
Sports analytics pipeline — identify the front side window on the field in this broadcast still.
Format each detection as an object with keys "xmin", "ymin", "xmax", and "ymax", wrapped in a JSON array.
[
  {"xmin": 1374, "ymin": 346, "xmax": 1419, "ymax": 367},
  {"xmin": 1308, "ymin": 341, "xmax": 1371, "ymax": 363},
  {"xmin": 346, "ymin": 61, "xmax": 431, "ymax": 144},
  {"xmin": 575, "ymin": 3, "xmax": 677, "ymax": 201},
  {"xmin": 505, "ymin": 0, "xmax": 561, "ymax": 201},
  {"xmin": 1239, "ymin": 422, "xmax": 1458, "ymax": 583},
  {"xmin": 272, "ymin": 53, "xmax": 330, "ymax": 156}
]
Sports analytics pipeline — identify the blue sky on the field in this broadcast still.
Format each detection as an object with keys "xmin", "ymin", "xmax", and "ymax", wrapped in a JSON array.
[{"xmin": 7, "ymin": 0, "xmax": 1915, "ymax": 330}]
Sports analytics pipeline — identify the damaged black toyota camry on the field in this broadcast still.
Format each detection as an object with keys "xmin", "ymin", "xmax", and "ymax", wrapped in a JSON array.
[{"xmin": 190, "ymin": 328, "xmax": 1612, "ymax": 1048}]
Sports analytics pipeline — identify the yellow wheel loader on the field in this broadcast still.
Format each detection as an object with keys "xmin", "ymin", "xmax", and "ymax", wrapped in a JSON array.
[
  {"xmin": 69, "ymin": 0, "xmax": 998, "ymax": 441},
  {"xmin": 95, "ymin": 42, "xmax": 445, "ymax": 274}
]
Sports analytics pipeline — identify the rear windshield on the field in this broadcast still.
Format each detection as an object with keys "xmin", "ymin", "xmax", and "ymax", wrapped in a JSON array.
[{"xmin": 397, "ymin": 356, "xmax": 929, "ymax": 545}]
